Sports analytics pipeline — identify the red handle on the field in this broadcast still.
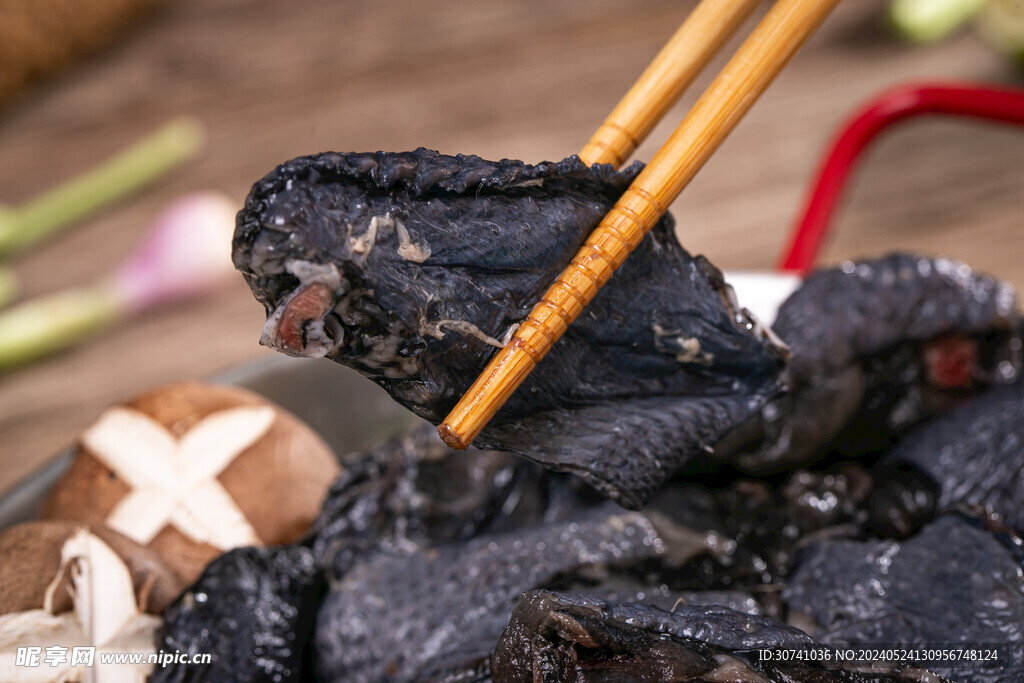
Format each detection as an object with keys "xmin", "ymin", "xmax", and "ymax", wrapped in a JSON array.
[{"xmin": 779, "ymin": 84, "xmax": 1024, "ymax": 274}]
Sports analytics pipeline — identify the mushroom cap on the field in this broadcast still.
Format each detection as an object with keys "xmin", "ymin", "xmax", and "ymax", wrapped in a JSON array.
[
  {"xmin": 0, "ymin": 520, "xmax": 183, "ymax": 616},
  {"xmin": 40, "ymin": 381, "xmax": 340, "ymax": 583}
]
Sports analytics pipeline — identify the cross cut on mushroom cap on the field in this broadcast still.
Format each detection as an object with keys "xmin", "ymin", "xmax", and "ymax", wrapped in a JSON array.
[
  {"xmin": 42, "ymin": 381, "xmax": 341, "ymax": 584},
  {"xmin": 81, "ymin": 406, "xmax": 275, "ymax": 550}
]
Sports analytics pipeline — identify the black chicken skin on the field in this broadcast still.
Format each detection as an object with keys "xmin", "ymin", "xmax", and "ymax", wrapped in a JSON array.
[
  {"xmin": 308, "ymin": 435, "xmax": 909, "ymax": 682},
  {"xmin": 880, "ymin": 383, "xmax": 1024, "ymax": 532},
  {"xmin": 233, "ymin": 148, "xmax": 784, "ymax": 507},
  {"xmin": 784, "ymin": 513, "xmax": 1024, "ymax": 683},
  {"xmin": 310, "ymin": 424, "xmax": 602, "ymax": 580},
  {"xmin": 153, "ymin": 545, "xmax": 324, "ymax": 683},
  {"xmin": 719, "ymin": 253, "xmax": 1023, "ymax": 471},
  {"xmin": 314, "ymin": 504, "xmax": 719, "ymax": 682},
  {"xmin": 492, "ymin": 590, "xmax": 941, "ymax": 683}
]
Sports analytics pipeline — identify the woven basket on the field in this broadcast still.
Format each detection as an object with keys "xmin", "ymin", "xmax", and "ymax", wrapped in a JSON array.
[{"xmin": 0, "ymin": 0, "xmax": 164, "ymax": 106}]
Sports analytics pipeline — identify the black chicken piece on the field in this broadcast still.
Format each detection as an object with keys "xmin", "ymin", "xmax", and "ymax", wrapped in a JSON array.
[
  {"xmin": 152, "ymin": 427, "xmax": 598, "ymax": 683},
  {"xmin": 864, "ymin": 459, "xmax": 940, "ymax": 539},
  {"xmin": 233, "ymin": 148, "xmax": 784, "ymax": 508},
  {"xmin": 310, "ymin": 450, "xmax": 887, "ymax": 681},
  {"xmin": 491, "ymin": 590, "xmax": 939, "ymax": 682},
  {"xmin": 311, "ymin": 424, "xmax": 601, "ymax": 580},
  {"xmin": 313, "ymin": 504, "xmax": 721, "ymax": 682},
  {"xmin": 784, "ymin": 512, "xmax": 1024, "ymax": 683},
  {"xmin": 718, "ymin": 253, "xmax": 1023, "ymax": 471},
  {"xmin": 152, "ymin": 545, "xmax": 324, "ymax": 683},
  {"xmin": 879, "ymin": 383, "xmax": 1024, "ymax": 533},
  {"xmin": 639, "ymin": 465, "xmax": 873, "ymax": 601}
]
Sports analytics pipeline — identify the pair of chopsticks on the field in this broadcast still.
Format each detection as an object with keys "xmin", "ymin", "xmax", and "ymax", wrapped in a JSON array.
[{"xmin": 438, "ymin": 0, "xmax": 841, "ymax": 450}]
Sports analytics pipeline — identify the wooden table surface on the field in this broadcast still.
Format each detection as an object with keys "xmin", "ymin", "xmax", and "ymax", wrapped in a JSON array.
[{"xmin": 2, "ymin": 0, "xmax": 1022, "ymax": 496}]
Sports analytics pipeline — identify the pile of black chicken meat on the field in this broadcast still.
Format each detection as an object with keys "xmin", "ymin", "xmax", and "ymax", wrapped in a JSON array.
[{"xmin": 157, "ymin": 150, "xmax": 1023, "ymax": 682}]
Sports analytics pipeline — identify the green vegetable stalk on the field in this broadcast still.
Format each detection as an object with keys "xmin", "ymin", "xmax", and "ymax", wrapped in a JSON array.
[
  {"xmin": 0, "ymin": 117, "xmax": 205, "ymax": 257},
  {"xmin": 0, "ymin": 285, "xmax": 121, "ymax": 370},
  {"xmin": 0, "ymin": 192, "xmax": 237, "ymax": 372},
  {"xmin": 0, "ymin": 268, "xmax": 17, "ymax": 309},
  {"xmin": 889, "ymin": 0, "xmax": 987, "ymax": 43},
  {"xmin": 977, "ymin": 0, "xmax": 1024, "ymax": 66}
]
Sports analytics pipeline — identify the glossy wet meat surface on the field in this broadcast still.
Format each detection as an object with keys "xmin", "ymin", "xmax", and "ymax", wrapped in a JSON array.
[
  {"xmin": 310, "ymin": 425, "xmax": 539, "ymax": 579},
  {"xmin": 305, "ymin": 426, "xmax": 864, "ymax": 680},
  {"xmin": 308, "ymin": 424, "xmax": 915, "ymax": 682},
  {"xmin": 308, "ymin": 432, "xmax": 965, "ymax": 682},
  {"xmin": 314, "ymin": 504, "xmax": 715, "ymax": 682},
  {"xmin": 157, "ymin": 390, "xmax": 1024, "ymax": 682},
  {"xmin": 493, "ymin": 590, "xmax": 938, "ymax": 682},
  {"xmin": 719, "ymin": 253, "xmax": 1023, "ymax": 473},
  {"xmin": 234, "ymin": 149, "xmax": 785, "ymax": 507},
  {"xmin": 225, "ymin": 149, "xmax": 1024, "ymax": 683},
  {"xmin": 880, "ymin": 383, "xmax": 1024, "ymax": 532},
  {"xmin": 785, "ymin": 513, "xmax": 1024, "ymax": 683},
  {"xmin": 153, "ymin": 545, "xmax": 323, "ymax": 683}
]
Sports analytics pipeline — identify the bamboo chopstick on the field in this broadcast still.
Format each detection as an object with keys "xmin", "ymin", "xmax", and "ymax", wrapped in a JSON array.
[
  {"xmin": 438, "ymin": 0, "xmax": 840, "ymax": 451},
  {"xmin": 578, "ymin": 0, "xmax": 761, "ymax": 168}
]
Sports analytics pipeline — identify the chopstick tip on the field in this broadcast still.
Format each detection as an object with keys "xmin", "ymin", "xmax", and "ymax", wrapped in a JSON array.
[{"xmin": 437, "ymin": 422, "xmax": 470, "ymax": 450}]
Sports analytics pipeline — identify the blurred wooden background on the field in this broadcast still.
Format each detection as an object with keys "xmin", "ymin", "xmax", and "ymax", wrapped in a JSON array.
[{"xmin": 1, "ymin": 0, "xmax": 1022, "ymax": 495}]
